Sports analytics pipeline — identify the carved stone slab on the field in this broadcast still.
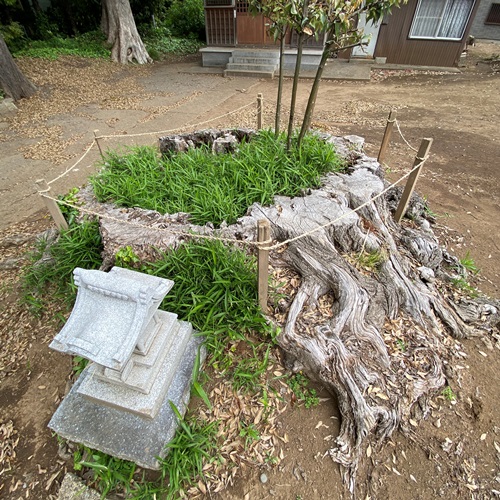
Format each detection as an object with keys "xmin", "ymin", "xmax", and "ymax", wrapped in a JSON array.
[{"xmin": 49, "ymin": 267, "xmax": 173, "ymax": 371}]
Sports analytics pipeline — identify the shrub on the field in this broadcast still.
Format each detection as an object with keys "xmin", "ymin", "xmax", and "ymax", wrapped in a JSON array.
[{"xmin": 165, "ymin": 0, "xmax": 205, "ymax": 39}]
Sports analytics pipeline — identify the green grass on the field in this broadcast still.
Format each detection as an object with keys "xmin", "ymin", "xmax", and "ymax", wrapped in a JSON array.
[
  {"xmin": 287, "ymin": 373, "xmax": 320, "ymax": 409},
  {"xmin": 73, "ymin": 446, "xmax": 137, "ymax": 497},
  {"xmin": 442, "ymin": 386, "xmax": 456, "ymax": 402},
  {"xmin": 12, "ymin": 29, "xmax": 203, "ymax": 60},
  {"xmin": 356, "ymin": 249, "xmax": 386, "ymax": 272},
  {"xmin": 141, "ymin": 240, "xmax": 273, "ymax": 368},
  {"xmin": 22, "ymin": 220, "xmax": 103, "ymax": 310},
  {"xmin": 450, "ymin": 251, "xmax": 479, "ymax": 297},
  {"xmin": 133, "ymin": 407, "xmax": 220, "ymax": 499},
  {"xmin": 13, "ymin": 31, "xmax": 110, "ymax": 59},
  {"xmin": 141, "ymin": 25, "xmax": 204, "ymax": 60},
  {"xmin": 459, "ymin": 251, "xmax": 479, "ymax": 275},
  {"xmin": 91, "ymin": 130, "xmax": 344, "ymax": 227}
]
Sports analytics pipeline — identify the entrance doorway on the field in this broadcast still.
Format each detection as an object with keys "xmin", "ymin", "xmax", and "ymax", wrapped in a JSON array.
[
  {"xmin": 351, "ymin": 13, "xmax": 381, "ymax": 58},
  {"xmin": 235, "ymin": 0, "xmax": 274, "ymax": 45}
]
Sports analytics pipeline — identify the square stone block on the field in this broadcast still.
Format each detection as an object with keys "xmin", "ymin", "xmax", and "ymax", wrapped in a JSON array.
[{"xmin": 77, "ymin": 321, "xmax": 193, "ymax": 419}]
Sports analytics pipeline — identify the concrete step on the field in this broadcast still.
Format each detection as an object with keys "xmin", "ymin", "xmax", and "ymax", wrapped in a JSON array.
[
  {"xmin": 229, "ymin": 56, "xmax": 279, "ymax": 65},
  {"xmin": 224, "ymin": 68, "xmax": 275, "ymax": 79},
  {"xmin": 226, "ymin": 62, "xmax": 277, "ymax": 72},
  {"xmin": 231, "ymin": 49, "xmax": 279, "ymax": 58}
]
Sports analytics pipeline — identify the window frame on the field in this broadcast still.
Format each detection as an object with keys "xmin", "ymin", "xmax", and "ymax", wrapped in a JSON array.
[
  {"xmin": 409, "ymin": 0, "xmax": 476, "ymax": 41},
  {"xmin": 485, "ymin": 3, "xmax": 500, "ymax": 25}
]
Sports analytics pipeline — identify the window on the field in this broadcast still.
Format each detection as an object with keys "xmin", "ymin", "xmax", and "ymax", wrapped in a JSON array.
[
  {"xmin": 485, "ymin": 3, "xmax": 500, "ymax": 25},
  {"xmin": 205, "ymin": 0, "xmax": 234, "ymax": 7},
  {"xmin": 410, "ymin": 0, "xmax": 475, "ymax": 40}
]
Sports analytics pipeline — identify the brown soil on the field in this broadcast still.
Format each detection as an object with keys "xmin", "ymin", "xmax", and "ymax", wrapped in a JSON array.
[{"xmin": 0, "ymin": 41, "xmax": 499, "ymax": 499}]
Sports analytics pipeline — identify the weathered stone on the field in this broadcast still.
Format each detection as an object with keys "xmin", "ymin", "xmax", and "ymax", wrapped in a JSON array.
[
  {"xmin": 212, "ymin": 133, "xmax": 238, "ymax": 154},
  {"xmin": 57, "ymin": 473, "xmax": 100, "ymax": 500},
  {"xmin": 49, "ymin": 267, "xmax": 174, "ymax": 371},
  {"xmin": 158, "ymin": 128, "xmax": 256, "ymax": 156},
  {"xmin": 49, "ymin": 334, "xmax": 204, "ymax": 469},
  {"xmin": 158, "ymin": 136, "xmax": 190, "ymax": 155},
  {"xmin": 77, "ymin": 321, "xmax": 193, "ymax": 418}
]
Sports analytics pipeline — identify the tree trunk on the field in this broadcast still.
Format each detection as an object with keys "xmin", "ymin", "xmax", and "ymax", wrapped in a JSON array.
[
  {"xmin": 274, "ymin": 33, "xmax": 286, "ymax": 137},
  {"xmin": 297, "ymin": 29, "xmax": 333, "ymax": 147},
  {"xmin": 101, "ymin": 0, "xmax": 152, "ymax": 64},
  {"xmin": 0, "ymin": 35, "xmax": 36, "ymax": 101},
  {"xmin": 286, "ymin": 0, "xmax": 309, "ymax": 151},
  {"xmin": 74, "ymin": 131, "xmax": 500, "ymax": 495}
]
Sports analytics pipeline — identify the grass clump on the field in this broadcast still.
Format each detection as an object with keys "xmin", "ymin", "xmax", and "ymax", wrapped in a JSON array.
[
  {"xmin": 459, "ymin": 251, "xmax": 479, "ymax": 275},
  {"xmin": 356, "ymin": 248, "xmax": 386, "ymax": 272},
  {"xmin": 133, "ymin": 407, "xmax": 220, "ymax": 499},
  {"xmin": 22, "ymin": 221, "xmax": 103, "ymax": 310},
  {"xmin": 451, "ymin": 251, "xmax": 479, "ymax": 297},
  {"xmin": 73, "ymin": 446, "xmax": 137, "ymax": 498},
  {"xmin": 442, "ymin": 386, "xmax": 456, "ymax": 402},
  {"xmin": 91, "ymin": 130, "xmax": 344, "ymax": 227},
  {"xmin": 287, "ymin": 372, "xmax": 320, "ymax": 408},
  {"xmin": 140, "ymin": 25, "xmax": 204, "ymax": 60},
  {"xmin": 141, "ymin": 240, "xmax": 273, "ymax": 369}
]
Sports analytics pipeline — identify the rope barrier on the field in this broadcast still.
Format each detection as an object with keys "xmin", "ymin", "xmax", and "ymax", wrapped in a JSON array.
[
  {"xmin": 96, "ymin": 102, "xmax": 255, "ymax": 140},
  {"xmin": 46, "ymin": 101, "xmax": 255, "ymax": 186},
  {"xmin": 40, "ymin": 194, "xmax": 263, "ymax": 248},
  {"xmin": 394, "ymin": 119, "xmax": 419, "ymax": 153},
  {"xmin": 42, "ymin": 154, "xmax": 430, "ymax": 252},
  {"xmin": 47, "ymin": 139, "xmax": 96, "ymax": 186}
]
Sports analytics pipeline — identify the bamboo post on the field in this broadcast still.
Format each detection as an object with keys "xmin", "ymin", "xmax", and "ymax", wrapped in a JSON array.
[
  {"xmin": 394, "ymin": 138, "xmax": 433, "ymax": 223},
  {"xmin": 35, "ymin": 179, "xmax": 69, "ymax": 230},
  {"xmin": 377, "ymin": 110, "xmax": 396, "ymax": 164},
  {"xmin": 257, "ymin": 219, "xmax": 270, "ymax": 313},
  {"xmin": 93, "ymin": 129, "xmax": 103, "ymax": 158},
  {"xmin": 257, "ymin": 93, "xmax": 263, "ymax": 130}
]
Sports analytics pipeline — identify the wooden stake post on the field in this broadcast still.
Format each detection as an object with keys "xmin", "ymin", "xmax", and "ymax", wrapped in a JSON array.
[
  {"xmin": 93, "ymin": 129, "xmax": 104, "ymax": 158},
  {"xmin": 257, "ymin": 93, "xmax": 263, "ymax": 130},
  {"xmin": 257, "ymin": 219, "xmax": 270, "ymax": 313},
  {"xmin": 36, "ymin": 179, "xmax": 69, "ymax": 230},
  {"xmin": 394, "ymin": 138, "xmax": 433, "ymax": 223},
  {"xmin": 378, "ymin": 110, "xmax": 396, "ymax": 164}
]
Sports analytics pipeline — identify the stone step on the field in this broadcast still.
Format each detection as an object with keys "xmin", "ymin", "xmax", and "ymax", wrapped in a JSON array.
[
  {"xmin": 95, "ymin": 311, "xmax": 180, "ymax": 394},
  {"xmin": 224, "ymin": 69, "xmax": 275, "ymax": 79},
  {"xmin": 77, "ymin": 321, "xmax": 194, "ymax": 419},
  {"xmin": 229, "ymin": 56, "xmax": 279, "ymax": 65},
  {"xmin": 231, "ymin": 49, "xmax": 279, "ymax": 58},
  {"xmin": 226, "ymin": 62, "xmax": 277, "ymax": 72}
]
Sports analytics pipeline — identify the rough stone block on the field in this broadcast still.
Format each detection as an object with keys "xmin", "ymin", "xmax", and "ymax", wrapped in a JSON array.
[{"xmin": 57, "ymin": 473, "xmax": 100, "ymax": 500}]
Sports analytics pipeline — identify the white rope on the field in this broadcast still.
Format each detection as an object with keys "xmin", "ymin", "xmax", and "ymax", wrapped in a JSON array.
[
  {"xmin": 394, "ymin": 119, "xmax": 419, "ymax": 153},
  {"xmin": 46, "ymin": 101, "xmax": 256, "ymax": 186},
  {"xmin": 96, "ymin": 102, "xmax": 255, "ymax": 140},
  {"xmin": 43, "ymin": 155, "xmax": 430, "ymax": 252},
  {"xmin": 47, "ymin": 140, "xmax": 96, "ymax": 186}
]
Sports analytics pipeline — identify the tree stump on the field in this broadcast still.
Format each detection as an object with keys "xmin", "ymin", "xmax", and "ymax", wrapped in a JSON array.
[{"xmin": 75, "ymin": 132, "xmax": 499, "ymax": 493}]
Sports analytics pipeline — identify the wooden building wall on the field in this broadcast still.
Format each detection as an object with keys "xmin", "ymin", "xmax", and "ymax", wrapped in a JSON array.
[{"xmin": 374, "ymin": 0, "xmax": 480, "ymax": 67}]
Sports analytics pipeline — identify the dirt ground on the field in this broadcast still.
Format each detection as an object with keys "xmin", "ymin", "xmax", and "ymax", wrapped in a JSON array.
[{"xmin": 0, "ymin": 41, "xmax": 499, "ymax": 499}]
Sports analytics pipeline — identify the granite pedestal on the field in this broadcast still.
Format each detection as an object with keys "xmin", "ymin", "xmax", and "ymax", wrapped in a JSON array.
[{"xmin": 48, "ymin": 266, "xmax": 203, "ymax": 468}]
